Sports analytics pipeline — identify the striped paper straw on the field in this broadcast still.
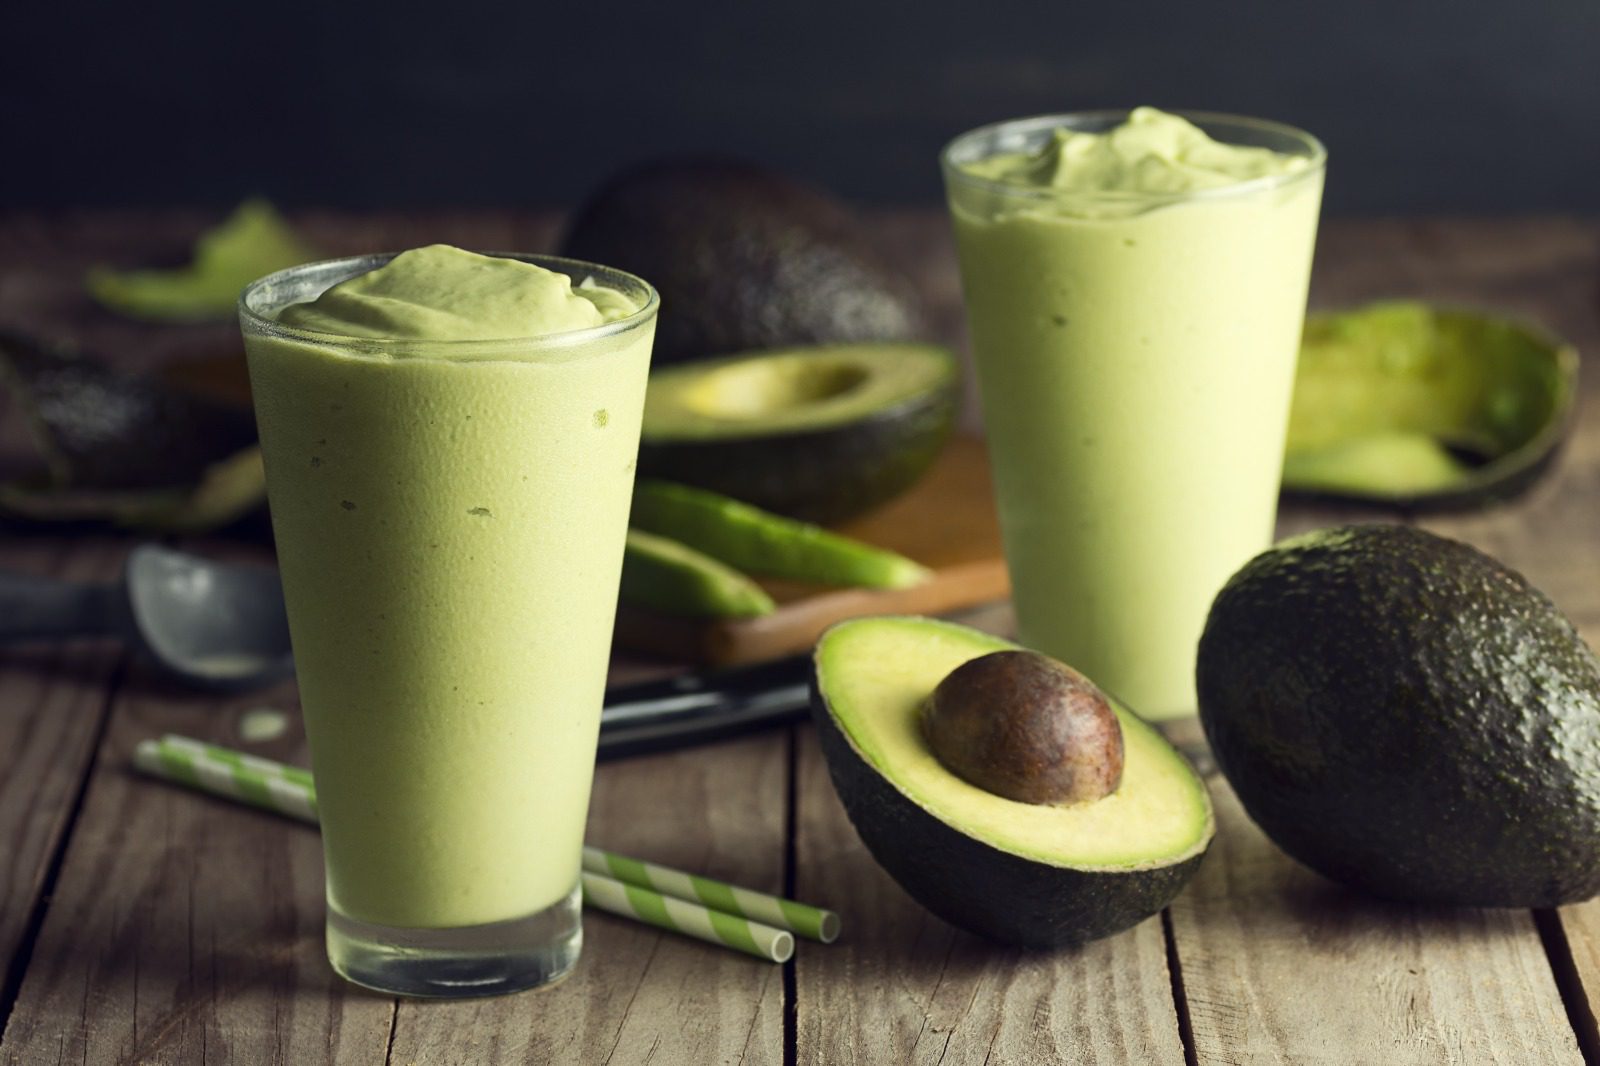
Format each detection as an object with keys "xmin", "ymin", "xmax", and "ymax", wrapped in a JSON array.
[
  {"xmin": 584, "ymin": 847, "xmax": 838, "ymax": 943},
  {"xmin": 132, "ymin": 735, "xmax": 819, "ymax": 962},
  {"xmin": 580, "ymin": 872, "xmax": 792, "ymax": 962}
]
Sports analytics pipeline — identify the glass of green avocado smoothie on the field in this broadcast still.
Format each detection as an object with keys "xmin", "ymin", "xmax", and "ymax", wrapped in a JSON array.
[
  {"xmin": 239, "ymin": 245, "xmax": 657, "ymax": 997},
  {"xmin": 942, "ymin": 108, "xmax": 1325, "ymax": 722}
]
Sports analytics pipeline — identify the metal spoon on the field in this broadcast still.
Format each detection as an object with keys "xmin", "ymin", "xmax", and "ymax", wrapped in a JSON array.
[{"xmin": 0, "ymin": 544, "xmax": 294, "ymax": 691}]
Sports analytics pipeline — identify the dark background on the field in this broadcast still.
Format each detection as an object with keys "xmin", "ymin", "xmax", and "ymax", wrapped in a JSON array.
[{"xmin": 6, "ymin": 1, "xmax": 1599, "ymax": 214}]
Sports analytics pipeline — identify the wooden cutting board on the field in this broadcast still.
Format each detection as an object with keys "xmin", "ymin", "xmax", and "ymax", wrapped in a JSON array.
[{"xmin": 613, "ymin": 435, "xmax": 1009, "ymax": 665}]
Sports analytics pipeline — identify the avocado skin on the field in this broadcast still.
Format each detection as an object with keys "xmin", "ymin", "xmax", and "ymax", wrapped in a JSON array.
[
  {"xmin": 640, "ymin": 383, "xmax": 956, "ymax": 524},
  {"xmin": 810, "ymin": 681, "xmax": 1206, "ymax": 947},
  {"xmin": 1198, "ymin": 524, "xmax": 1600, "ymax": 907},
  {"xmin": 560, "ymin": 159, "xmax": 928, "ymax": 366}
]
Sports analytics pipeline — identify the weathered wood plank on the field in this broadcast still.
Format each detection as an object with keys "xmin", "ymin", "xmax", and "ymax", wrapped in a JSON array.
[
  {"xmin": 386, "ymin": 732, "xmax": 787, "ymax": 1066},
  {"xmin": 792, "ymin": 728, "xmax": 1187, "ymax": 1066},
  {"xmin": 1171, "ymin": 784, "xmax": 1579, "ymax": 1065},
  {"xmin": 0, "ymin": 540, "xmax": 124, "ymax": 1016},
  {"xmin": 0, "ymin": 665, "xmax": 395, "ymax": 1066}
]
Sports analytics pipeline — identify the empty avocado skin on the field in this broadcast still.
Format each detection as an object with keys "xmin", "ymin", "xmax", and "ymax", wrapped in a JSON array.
[
  {"xmin": 1197, "ymin": 524, "xmax": 1600, "ymax": 907},
  {"xmin": 560, "ymin": 159, "xmax": 928, "ymax": 366}
]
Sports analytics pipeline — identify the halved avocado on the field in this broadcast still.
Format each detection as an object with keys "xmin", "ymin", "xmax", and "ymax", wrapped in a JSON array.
[
  {"xmin": 0, "ymin": 330, "xmax": 265, "ymax": 532},
  {"xmin": 1283, "ymin": 301, "xmax": 1577, "ymax": 508},
  {"xmin": 812, "ymin": 617, "xmax": 1214, "ymax": 946},
  {"xmin": 640, "ymin": 343, "xmax": 958, "ymax": 524}
]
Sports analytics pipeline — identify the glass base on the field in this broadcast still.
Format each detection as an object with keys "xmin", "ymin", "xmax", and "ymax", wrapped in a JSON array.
[{"xmin": 326, "ymin": 884, "xmax": 582, "ymax": 998}]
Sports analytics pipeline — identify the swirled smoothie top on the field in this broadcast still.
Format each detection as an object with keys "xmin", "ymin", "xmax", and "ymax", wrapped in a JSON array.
[
  {"xmin": 277, "ymin": 244, "xmax": 639, "ymax": 341},
  {"xmin": 961, "ymin": 107, "xmax": 1311, "ymax": 194}
]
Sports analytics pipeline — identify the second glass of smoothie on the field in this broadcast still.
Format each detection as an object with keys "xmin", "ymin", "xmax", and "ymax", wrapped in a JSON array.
[
  {"xmin": 942, "ymin": 108, "xmax": 1325, "ymax": 722},
  {"xmin": 239, "ymin": 246, "xmax": 657, "ymax": 997}
]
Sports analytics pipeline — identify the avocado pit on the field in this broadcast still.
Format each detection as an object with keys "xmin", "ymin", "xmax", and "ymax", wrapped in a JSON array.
[{"xmin": 923, "ymin": 650, "xmax": 1123, "ymax": 806}]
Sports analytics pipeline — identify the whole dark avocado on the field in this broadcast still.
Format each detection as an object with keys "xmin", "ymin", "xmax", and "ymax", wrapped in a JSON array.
[
  {"xmin": 559, "ymin": 159, "xmax": 927, "ymax": 366},
  {"xmin": 1197, "ymin": 524, "xmax": 1600, "ymax": 907}
]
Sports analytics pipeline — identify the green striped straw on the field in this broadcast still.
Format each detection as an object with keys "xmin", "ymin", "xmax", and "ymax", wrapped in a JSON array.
[
  {"xmin": 132, "ymin": 735, "xmax": 816, "ymax": 962},
  {"xmin": 580, "ymin": 872, "xmax": 791, "ymax": 963},
  {"xmin": 585, "ymin": 847, "xmax": 837, "ymax": 943}
]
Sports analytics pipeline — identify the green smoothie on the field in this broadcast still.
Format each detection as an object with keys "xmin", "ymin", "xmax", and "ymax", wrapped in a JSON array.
[
  {"xmin": 943, "ymin": 109, "xmax": 1324, "ymax": 721},
  {"xmin": 243, "ymin": 246, "xmax": 655, "ymax": 938}
]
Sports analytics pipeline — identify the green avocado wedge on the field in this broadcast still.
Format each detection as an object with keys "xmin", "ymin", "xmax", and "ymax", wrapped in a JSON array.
[
  {"xmin": 88, "ymin": 200, "xmax": 317, "ymax": 322},
  {"xmin": 619, "ymin": 529, "xmax": 776, "ymax": 619},
  {"xmin": 639, "ymin": 343, "xmax": 959, "ymax": 524},
  {"xmin": 812, "ymin": 617, "xmax": 1213, "ymax": 946},
  {"xmin": 1198, "ymin": 525, "xmax": 1600, "ymax": 907},
  {"xmin": 1283, "ymin": 302, "xmax": 1577, "ymax": 508},
  {"xmin": 631, "ymin": 480, "xmax": 930, "ymax": 589}
]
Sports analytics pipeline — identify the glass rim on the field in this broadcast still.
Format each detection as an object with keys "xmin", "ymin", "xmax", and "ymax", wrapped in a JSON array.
[
  {"xmin": 238, "ymin": 250, "xmax": 660, "ymax": 355},
  {"xmin": 940, "ymin": 109, "xmax": 1327, "ymax": 207}
]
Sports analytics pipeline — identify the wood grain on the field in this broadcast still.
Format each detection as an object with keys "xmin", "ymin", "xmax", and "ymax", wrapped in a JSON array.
[
  {"xmin": 385, "ymin": 732, "xmax": 788, "ymax": 1066},
  {"xmin": 791, "ymin": 730, "xmax": 1187, "ymax": 1065},
  {"xmin": 0, "ymin": 539, "xmax": 125, "ymax": 1014},
  {"xmin": 0, "ymin": 670, "xmax": 395, "ymax": 1065},
  {"xmin": 1171, "ymin": 784, "xmax": 1580, "ymax": 1065}
]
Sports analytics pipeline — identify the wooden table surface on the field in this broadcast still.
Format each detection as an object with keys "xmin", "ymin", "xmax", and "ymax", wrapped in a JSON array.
[{"xmin": 1, "ymin": 211, "xmax": 1598, "ymax": 1065}]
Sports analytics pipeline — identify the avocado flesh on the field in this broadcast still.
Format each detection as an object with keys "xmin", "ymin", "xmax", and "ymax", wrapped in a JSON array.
[
  {"xmin": 640, "ymin": 344, "xmax": 958, "ymax": 524},
  {"xmin": 813, "ymin": 617, "xmax": 1213, "ymax": 945},
  {"xmin": 1284, "ymin": 302, "xmax": 1576, "ymax": 507},
  {"xmin": 1197, "ymin": 524, "xmax": 1600, "ymax": 907}
]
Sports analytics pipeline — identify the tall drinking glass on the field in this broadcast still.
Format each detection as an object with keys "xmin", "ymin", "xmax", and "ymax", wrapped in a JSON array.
[
  {"xmin": 942, "ymin": 112, "xmax": 1325, "ymax": 721},
  {"xmin": 239, "ymin": 253, "xmax": 657, "ymax": 997}
]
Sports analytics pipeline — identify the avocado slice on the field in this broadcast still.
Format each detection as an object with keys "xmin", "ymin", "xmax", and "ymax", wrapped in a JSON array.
[
  {"xmin": 619, "ymin": 529, "xmax": 776, "ymax": 619},
  {"xmin": 1283, "ymin": 302, "xmax": 1577, "ymax": 507},
  {"xmin": 87, "ymin": 200, "xmax": 317, "ymax": 322},
  {"xmin": 640, "ymin": 343, "xmax": 958, "ymax": 524},
  {"xmin": 1197, "ymin": 524, "xmax": 1600, "ymax": 907},
  {"xmin": 631, "ymin": 480, "xmax": 929, "ymax": 589},
  {"xmin": 559, "ymin": 158, "xmax": 928, "ymax": 367},
  {"xmin": 812, "ymin": 617, "xmax": 1214, "ymax": 946}
]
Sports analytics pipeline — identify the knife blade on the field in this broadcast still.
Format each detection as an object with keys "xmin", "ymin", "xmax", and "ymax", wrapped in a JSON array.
[{"xmin": 598, "ymin": 654, "xmax": 813, "ymax": 759}]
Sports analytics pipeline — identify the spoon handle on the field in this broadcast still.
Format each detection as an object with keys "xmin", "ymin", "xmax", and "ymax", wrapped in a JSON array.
[{"xmin": 0, "ymin": 571, "xmax": 123, "ymax": 643}]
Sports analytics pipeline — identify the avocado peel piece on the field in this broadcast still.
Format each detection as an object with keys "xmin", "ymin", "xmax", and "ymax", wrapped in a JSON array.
[
  {"xmin": 88, "ymin": 200, "xmax": 317, "ymax": 322},
  {"xmin": 641, "ymin": 343, "xmax": 959, "ymax": 524},
  {"xmin": 1284, "ymin": 301, "xmax": 1577, "ymax": 508},
  {"xmin": 813, "ymin": 617, "xmax": 1213, "ymax": 946},
  {"xmin": 1198, "ymin": 524, "xmax": 1600, "ymax": 907},
  {"xmin": 0, "ymin": 331, "xmax": 264, "ymax": 531}
]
